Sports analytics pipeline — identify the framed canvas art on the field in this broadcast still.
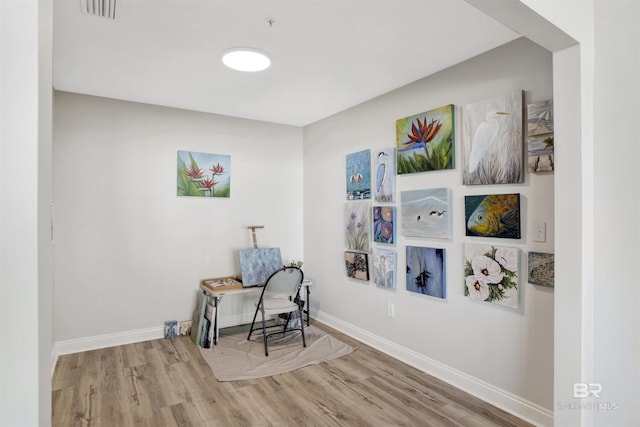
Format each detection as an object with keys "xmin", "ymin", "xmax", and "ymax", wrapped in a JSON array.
[
  {"xmin": 406, "ymin": 246, "xmax": 446, "ymax": 298},
  {"xmin": 400, "ymin": 188, "xmax": 451, "ymax": 239},
  {"xmin": 177, "ymin": 151, "xmax": 231, "ymax": 197},
  {"xmin": 528, "ymin": 100, "xmax": 554, "ymax": 173},
  {"xmin": 346, "ymin": 149, "xmax": 371, "ymax": 200},
  {"xmin": 528, "ymin": 252, "xmax": 554, "ymax": 287},
  {"xmin": 464, "ymin": 244, "xmax": 519, "ymax": 308},
  {"xmin": 373, "ymin": 249, "xmax": 397, "ymax": 290},
  {"xmin": 373, "ymin": 206, "xmax": 396, "ymax": 245},
  {"xmin": 345, "ymin": 202, "xmax": 371, "ymax": 252},
  {"xmin": 396, "ymin": 104, "xmax": 455, "ymax": 174},
  {"xmin": 373, "ymin": 148, "xmax": 396, "ymax": 202},
  {"xmin": 345, "ymin": 251, "xmax": 369, "ymax": 281},
  {"xmin": 464, "ymin": 193, "xmax": 521, "ymax": 239},
  {"xmin": 238, "ymin": 248, "xmax": 283, "ymax": 287},
  {"xmin": 462, "ymin": 91, "xmax": 524, "ymax": 185}
]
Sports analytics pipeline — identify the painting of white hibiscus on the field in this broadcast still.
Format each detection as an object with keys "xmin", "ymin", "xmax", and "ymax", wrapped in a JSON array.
[{"xmin": 464, "ymin": 244, "xmax": 519, "ymax": 308}]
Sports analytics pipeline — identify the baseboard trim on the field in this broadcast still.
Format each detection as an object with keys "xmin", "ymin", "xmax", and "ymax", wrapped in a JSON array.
[
  {"xmin": 314, "ymin": 310, "xmax": 553, "ymax": 427},
  {"xmin": 54, "ymin": 326, "xmax": 164, "ymax": 357}
]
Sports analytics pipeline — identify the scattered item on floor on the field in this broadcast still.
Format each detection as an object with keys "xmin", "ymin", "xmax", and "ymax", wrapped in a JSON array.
[
  {"xmin": 164, "ymin": 320, "xmax": 178, "ymax": 339},
  {"xmin": 199, "ymin": 325, "xmax": 355, "ymax": 382},
  {"xmin": 178, "ymin": 320, "xmax": 192, "ymax": 336}
]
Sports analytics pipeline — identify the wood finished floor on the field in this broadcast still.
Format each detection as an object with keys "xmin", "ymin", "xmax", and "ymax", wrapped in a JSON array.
[{"xmin": 52, "ymin": 322, "xmax": 533, "ymax": 427}]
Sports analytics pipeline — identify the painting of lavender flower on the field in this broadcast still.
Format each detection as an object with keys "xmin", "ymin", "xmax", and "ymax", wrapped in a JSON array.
[
  {"xmin": 346, "ymin": 149, "xmax": 371, "ymax": 200},
  {"xmin": 177, "ymin": 150, "xmax": 230, "ymax": 198},
  {"xmin": 345, "ymin": 251, "xmax": 369, "ymax": 281},
  {"xmin": 463, "ymin": 91, "xmax": 524, "ymax": 185},
  {"xmin": 373, "ymin": 206, "xmax": 396, "ymax": 245},
  {"xmin": 528, "ymin": 252, "xmax": 554, "ymax": 287},
  {"xmin": 345, "ymin": 202, "xmax": 370, "ymax": 252},
  {"xmin": 374, "ymin": 148, "xmax": 396, "ymax": 202},
  {"xmin": 396, "ymin": 104, "xmax": 455, "ymax": 174},
  {"xmin": 401, "ymin": 188, "xmax": 451, "ymax": 238},
  {"xmin": 373, "ymin": 249, "xmax": 397, "ymax": 290},
  {"xmin": 464, "ymin": 244, "xmax": 519, "ymax": 308},
  {"xmin": 406, "ymin": 246, "xmax": 446, "ymax": 298}
]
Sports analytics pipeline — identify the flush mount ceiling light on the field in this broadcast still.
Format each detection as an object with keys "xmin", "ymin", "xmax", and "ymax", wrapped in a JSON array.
[{"xmin": 222, "ymin": 48, "xmax": 271, "ymax": 72}]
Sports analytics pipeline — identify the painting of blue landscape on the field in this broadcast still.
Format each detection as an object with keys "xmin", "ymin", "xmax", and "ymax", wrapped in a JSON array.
[
  {"xmin": 238, "ymin": 248, "xmax": 283, "ymax": 287},
  {"xmin": 346, "ymin": 149, "xmax": 371, "ymax": 200},
  {"xmin": 401, "ymin": 188, "xmax": 451, "ymax": 238},
  {"xmin": 406, "ymin": 246, "xmax": 446, "ymax": 298}
]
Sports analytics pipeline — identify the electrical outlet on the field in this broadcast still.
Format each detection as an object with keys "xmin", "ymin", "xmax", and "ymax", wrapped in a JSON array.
[
  {"xmin": 387, "ymin": 302, "xmax": 395, "ymax": 317},
  {"xmin": 533, "ymin": 222, "xmax": 546, "ymax": 242}
]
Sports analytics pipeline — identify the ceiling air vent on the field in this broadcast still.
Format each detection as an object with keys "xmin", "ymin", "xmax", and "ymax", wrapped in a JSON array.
[{"xmin": 81, "ymin": 0, "xmax": 116, "ymax": 19}]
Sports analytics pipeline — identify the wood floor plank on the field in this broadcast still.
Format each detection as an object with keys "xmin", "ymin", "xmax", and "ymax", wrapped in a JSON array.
[{"xmin": 52, "ymin": 322, "xmax": 534, "ymax": 427}]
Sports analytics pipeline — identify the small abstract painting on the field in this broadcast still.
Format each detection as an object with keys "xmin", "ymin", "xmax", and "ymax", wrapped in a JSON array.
[
  {"xmin": 462, "ymin": 91, "xmax": 524, "ymax": 185},
  {"xmin": 373, "ymin": 249, "xmax": 397, "ymax": 290},
  {"xmin": 373, "ymin": 206, "xmax": 396, "ymax": 245},
  {"xmin": 345, "ymin": 202, "xmax": 371, "ymax": 252},
  {"xmin": 238, "ymin": 248, "xmax": 283, "ymax": 287},
  {"xmin": 345, "ymin": 251, "xmax": 369, "ymax": 281},
  {"xmin": 528, "ymin": 100, "xmax": 554, "ymax": 173},
  {"xmin": 397, "ymin": 104, "xmax": 455, "ymax": 174},
  {"xmin": 346, "ymin": 149, "xmax": 371, "ymax": 200},
  {"xmin": 406, "ymin": 246, "xmax": 446, "ymax": 298},
  {"xmin": 464, "ymin": 244, "xmax": 519, "ymax": 308},
  {"xmin": 177, "ymin": 151, "xmax": 231, "ymax": 197},
  {"xmin": 465, "ymin": 193, "xmax": 521, "ymax": 239},
  {"xmin": 401, "ymin": 188, "xmax": 451, "ymax": 239},
  {"xmin": 528, "ymin": 252, "xmax": 554, "ymax": 288},
  {"xmin": 374, "ymin": 148, "xmax": 396, "ymax": 202}
]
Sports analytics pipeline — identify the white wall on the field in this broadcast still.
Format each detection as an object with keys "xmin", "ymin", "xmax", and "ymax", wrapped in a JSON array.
[
  {"xmin": 53, "ymin": 92, "xmax": 304, "ymax": 346},
  {"xmin": 304, "ymin": 37, "xmax": 554, "ymax": 424},
  {"xmin": 0, "ymin": 0, "xmax": 53, "ymax": 425}
]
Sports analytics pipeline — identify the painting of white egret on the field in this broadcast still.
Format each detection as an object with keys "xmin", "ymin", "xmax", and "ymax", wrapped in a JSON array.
[
  {"xmin": 462, "ymin": 91, "xmax": 524, "ymax": 185},
  {"xmin": 345, "ymin": 251, "xmax": 369, "ymax": 281},
  {"xmin": 406, "ymin": 246, "xmax": 446, "ymax": 298},
  {"xmin": 396, "ymin": 104, "xmax": 455, "ymax": 174},
  {"xmin": 400, "ymin": 188, "xmax": 451, "ymax": 239},
  {"xmin": 464, "ymin": 193, "xmax": 521, "ymax": 239},
  {"xmin": 177, "ymin": 151, "xmax": 231, "ymax": 197},
  {"xmin": 373, "ymin": 206, "xmax": 396, "ymax": 244},
  {"xmin": 528, "ymin": 252, "xmax": 554, "ymax": 288},
  {"xmin": 373, "ymin": 249, "xmax": 397, "ymax": 290},
  {"xmin": 345, "ymin": 202, "xmax": 371, "ymax": 252},
  {"xmin": 346, "ymin": 149, "xmax": 371, "ymax": 200},
  {"xmin": 527, "ymin": 100, "xmax": 554, "ymax": 173},
  {"xmin": 373, "ymin": 148, "xmax": 396, "ymax": 202},
  {"xmin": 464, "ymin": 244, "xmax": 519, "ymax": 308}
]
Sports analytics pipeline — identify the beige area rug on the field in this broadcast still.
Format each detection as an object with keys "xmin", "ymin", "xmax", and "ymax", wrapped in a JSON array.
[{"xmin": 199, "ymin": 325, "xmax": 355, "ymax": 381}]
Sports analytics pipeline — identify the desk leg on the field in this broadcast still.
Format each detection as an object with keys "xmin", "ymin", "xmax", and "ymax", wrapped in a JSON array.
[
  {"xmin": 305, "ymin": 285, "xmax": 310, "ymax": 326},
  {"xmin": 213, "ymin": 295, "xmax": 222, "ymax": 345}
]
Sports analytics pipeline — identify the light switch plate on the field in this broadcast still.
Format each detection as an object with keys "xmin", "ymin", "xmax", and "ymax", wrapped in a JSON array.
[{"xmin": 533, "ymin": 222, "xmax": 546, "ymax": 242}]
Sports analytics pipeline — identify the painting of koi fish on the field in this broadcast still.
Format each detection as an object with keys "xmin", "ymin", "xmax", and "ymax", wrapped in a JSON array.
[{"xmin": 464, "ymin": 193, "xmax": 521, "ymax": 239}]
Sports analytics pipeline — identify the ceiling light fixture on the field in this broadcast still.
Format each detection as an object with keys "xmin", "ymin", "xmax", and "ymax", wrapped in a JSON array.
[{"xmin": 222, "ymin": 48, "xmax": 271, "ymax": 72}]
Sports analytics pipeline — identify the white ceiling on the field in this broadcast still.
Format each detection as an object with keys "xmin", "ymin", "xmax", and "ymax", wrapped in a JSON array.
[{"xmin": 53, "ymin": 0, "xmax": 520, "ymax": 127}]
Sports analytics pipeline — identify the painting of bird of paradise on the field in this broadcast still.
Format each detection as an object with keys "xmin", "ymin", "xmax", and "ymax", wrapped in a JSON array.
[
  {"xmin": 527, "ymin": 100, "xmax": 554, "ymax": 173},
  {"xmin": 373, "ymin": 248, "xmax": 397, "ymax": 290},
  {"xmin": 464, "ymin": 193, "xmax": 521, "ymax": 239},
  {"xmin": 464, "ymin": 244, "xmax": 519, "ymax": 308},
  {"xmin": 396, "ymin": 104, "xmax": 455, "ymax": 174},
  {"xmin": 346, "ymin": 149, "xmax": 371, "ymax": 200},
  {"xmin": 400, "ymin": 188, "xmax": 451, "ymax": 239},
  {"xmin": 345, "ymin": 202, "xmax": 371, "ymax": 252},
  {"xmin": 462, "ymin": 91, "xmax": 524, "ymax": 185},
  {"xmin": 406, "ymin": 246, "xmax": 446, "ymax": 298},
  {"xmin": 373, "ymin": 206, "xmax": 396, "ymax": 245},
  {"xmin": 177, "ymin": 151, "xmax": 230, "ymax": 198},
  {"xmin": 373, "ymin": 148, "xmax": 396, "ymax": 202}
]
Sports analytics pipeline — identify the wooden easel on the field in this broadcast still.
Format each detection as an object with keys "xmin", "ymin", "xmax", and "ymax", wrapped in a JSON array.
[{"xmin": 247, "ymin": 225, "xmax": 264, "ymax": 249}]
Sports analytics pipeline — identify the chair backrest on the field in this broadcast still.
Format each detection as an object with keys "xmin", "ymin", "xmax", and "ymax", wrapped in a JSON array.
[{"xmin": 262, "ymin": 266, "xmax": 304, "ymax": 300}]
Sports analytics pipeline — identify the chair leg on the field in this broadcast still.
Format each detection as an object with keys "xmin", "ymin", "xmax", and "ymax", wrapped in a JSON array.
[
  {"xmin": 299, "ymin": 307, "xmax": 306, "ymax": 348},
  {"xmin": 260, "ymin": 305, "xmax": 268, "ymax": 356},
  {"xmin": 247, "ymin": 303, "xmax": 260, "ymax": 340}
]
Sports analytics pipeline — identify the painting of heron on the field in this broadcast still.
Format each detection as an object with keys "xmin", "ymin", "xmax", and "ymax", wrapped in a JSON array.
[
  {"xmin": 406, "ymin": 246, "xmax": 446, "ymax": 298},
  {"xmin": 345, "ymin": 202, "xmax": 371, "ymax": 252},
  {"xmin": 400, "ymin": 188, "xmax": 451, "ymax": 238},
  {"xmin": 464, "ymin": 193, "xmax": 521, "ymax": 239},
  {"xmin": 527, "ymin": 100, "xmax": 554, "ymax": 173},
  {"xmin": 345, "ymin": 251, "xmax": 369, "ymax": 281},
  {"xmin": 374, "ymin": 148, "xmax": 396, "ymax": 202},
  {"xmin": 373, "ymin": 206, "xmax": 396, "ymax": 245},
  {"xmin": 373, "ymin": 249, "xmax": 397, "ymax": 290},
  {"xmin": 462, "ymin": 91, "xmax": 524, "ymax": 185},
  {"xmin": 396, "ymin": 104, "xmax": 455, "ymax": 174},
  {"xmin": 177, "ymin": 151, "xmax": 231, "ymax": 197},
  {"xmin": 346, "ymin": 149, "xmax": 371, "ymax": 200}
]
